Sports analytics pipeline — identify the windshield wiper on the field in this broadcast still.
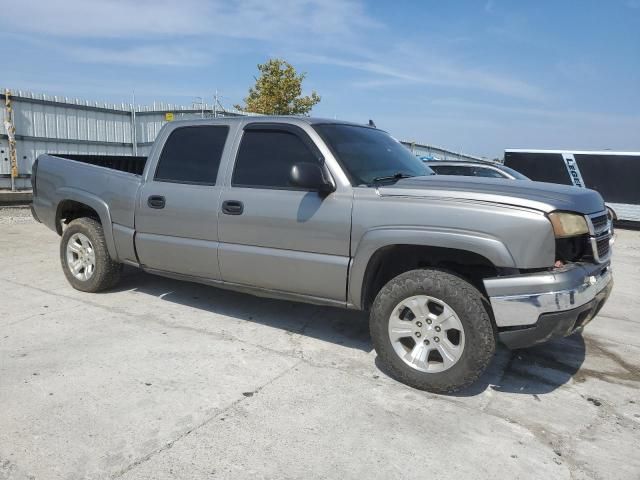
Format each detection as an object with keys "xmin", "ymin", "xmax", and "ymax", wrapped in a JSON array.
[{"xmin": 371, "ymin": 172, "xmax": 415, "ymax": 185}]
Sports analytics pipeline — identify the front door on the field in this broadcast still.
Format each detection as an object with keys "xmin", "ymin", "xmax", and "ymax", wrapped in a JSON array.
[
  {"xmin": 218, "ymin": 123, "xmax": 352, "ymax": 302},
  {"xmin": 135, "ymin": 124, "xmax": 231, "ymax": 279}
]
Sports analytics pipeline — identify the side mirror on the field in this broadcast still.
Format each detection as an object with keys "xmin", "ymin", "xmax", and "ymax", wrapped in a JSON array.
[{"xmin": 290, "ymin": 162, "xmax": 335, "ymax": 194}]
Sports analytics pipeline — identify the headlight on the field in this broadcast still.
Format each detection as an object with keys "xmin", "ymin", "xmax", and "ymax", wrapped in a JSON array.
[{"xmin": 548, "ymin": 212, "xmax": 589, "ymax": 238}]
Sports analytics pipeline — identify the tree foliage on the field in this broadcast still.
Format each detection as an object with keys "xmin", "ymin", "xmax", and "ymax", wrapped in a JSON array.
[{"xmin": 235, "ymin": 58, "xmax": 321, "ymax": 115}]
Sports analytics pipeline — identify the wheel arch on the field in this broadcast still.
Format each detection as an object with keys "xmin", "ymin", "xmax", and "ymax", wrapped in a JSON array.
[
  {"xmin": 54, "ymin": 188, "xmax": 118, "ymax": 260},
  {"xmin": 349, "ymin": 228, "xmax": 515, "ymax": 310}
]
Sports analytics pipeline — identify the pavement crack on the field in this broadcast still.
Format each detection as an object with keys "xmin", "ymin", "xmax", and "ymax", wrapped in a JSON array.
[
  {"xmin": 584, "ymin": 336, "xmax": 640, "ymax": 378},
  {"xmin": 110, "ymin": 359, "xmax": 303, "ymax": 479}
]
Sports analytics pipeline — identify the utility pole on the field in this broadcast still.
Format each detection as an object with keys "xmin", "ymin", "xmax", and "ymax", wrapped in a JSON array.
[
  {"xmin": 193, "ymin": 97, "xmax": 205, "ymax": 118},
  {"xmin": 3, "ymin": 89, "xmax": 18, "ymax": 191}
]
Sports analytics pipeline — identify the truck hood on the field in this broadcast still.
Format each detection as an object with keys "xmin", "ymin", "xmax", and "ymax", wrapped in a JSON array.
[{"xmin": 378, "ymin": 175, "xmax": 605, "ymax": 214}]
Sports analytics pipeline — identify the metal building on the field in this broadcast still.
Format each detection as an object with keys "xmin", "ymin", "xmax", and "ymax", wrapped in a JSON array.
[
  {"xmin": 0, "ymin": 89, "xmax": 248, "ymax": 190},
  {"xmin": 401, "ymin": 140, "xmax": 487, "ymax": 162},
  {"xmin": 2, "ymin": 88, "xmax": 485, "ymax": 191}
]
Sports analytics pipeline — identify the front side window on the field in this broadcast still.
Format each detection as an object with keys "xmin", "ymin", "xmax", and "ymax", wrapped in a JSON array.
[
  {"xmin": 155, "ymin": 126, "xmax": 229, "ymax": 185},
  {"xmin": 313, "ymin": 124, "xmax": 432, "ymax": 185},
  {"xmin": 232, "ymin": 128, "xmax": 320, "ymax": 189}
]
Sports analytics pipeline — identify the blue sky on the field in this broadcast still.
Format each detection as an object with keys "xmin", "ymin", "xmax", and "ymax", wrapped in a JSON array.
[{"xmin": 1, "ymin": 0, "xmax": 639, "ymax": 158}]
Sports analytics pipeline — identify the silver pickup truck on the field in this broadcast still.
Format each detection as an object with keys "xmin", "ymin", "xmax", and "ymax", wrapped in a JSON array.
[{"xmin": 31, "ymin": 117, "xmax": 613, "ymax": 393}]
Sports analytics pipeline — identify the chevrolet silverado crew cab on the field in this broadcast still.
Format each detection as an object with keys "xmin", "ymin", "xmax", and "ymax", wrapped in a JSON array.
[{"xmin": 31, "ymin": 117, "xmax": 613, "ymax": 393}]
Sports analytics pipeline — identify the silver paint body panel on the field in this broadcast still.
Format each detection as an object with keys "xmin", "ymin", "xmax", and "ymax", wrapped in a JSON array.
[{"xmin": 33, "ymin": 116, "xmax": 611, "ymax": 320}]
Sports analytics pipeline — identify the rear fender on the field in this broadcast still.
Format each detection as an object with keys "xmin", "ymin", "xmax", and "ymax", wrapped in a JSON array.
[{"xmin": 55, "ymin": 187, "xmax": 118, "ymax": 260}]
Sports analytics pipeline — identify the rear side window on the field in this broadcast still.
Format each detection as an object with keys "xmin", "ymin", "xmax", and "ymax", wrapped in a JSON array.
[
  {"xmin": 232, "ymin": 129, "xmax": 320, "ymax": 189},
  {"xmin": 155, "ymin": 126, "xmax": 229, "ymax": 185}
]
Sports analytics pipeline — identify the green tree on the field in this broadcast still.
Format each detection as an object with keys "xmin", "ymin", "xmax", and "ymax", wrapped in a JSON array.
[{"xmin": 235, "ymin": 58, "xmax": 320, "ymax": 115}]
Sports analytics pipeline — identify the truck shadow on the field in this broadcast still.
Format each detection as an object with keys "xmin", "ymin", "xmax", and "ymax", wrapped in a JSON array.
[
  {"xmin": 115, "ymin": 269, "xmax": 371, "ymax": 352},
  {"xmin": 374, "ymin": 334, "xmax": 586, "ymax": 396},
  {"xmin": 449, "ymin": 334, "xmax": 587, "ymax": 396},
  {"xmin": 114, "ymin": 268, "xmax": 586, "ymax": 396}
]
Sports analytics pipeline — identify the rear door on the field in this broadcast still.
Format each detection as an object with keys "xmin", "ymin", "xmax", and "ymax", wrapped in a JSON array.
[
  {"xmin": 134, "ymin": 124, "xmax": 232, "ymax": 279},
  {"xmin": 217, "ymin": 123, "xmax": 352, "ymax": 302}
]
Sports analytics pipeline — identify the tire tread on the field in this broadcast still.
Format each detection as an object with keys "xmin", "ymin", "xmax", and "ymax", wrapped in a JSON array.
[
  {"xmin": 60, "ymin": 217, "xmax": 122, "ymax": 292},
  {"xmin": 370, "ymin": 269, "xmax": 495, "ymax": 393}
]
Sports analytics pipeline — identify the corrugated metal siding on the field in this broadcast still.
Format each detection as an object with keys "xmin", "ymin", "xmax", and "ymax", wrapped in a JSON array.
[
  {"xmin": 400, "ymin": 141, "xmax": 486, "ymax": 162},
  {"xmin": 1, "ymin": 89, "xmax": 243, "ymax": 187}
]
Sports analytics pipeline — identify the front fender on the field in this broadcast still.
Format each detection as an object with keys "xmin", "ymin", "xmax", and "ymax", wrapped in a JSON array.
[
  {"xmin": 55, "ymin": 187, "xmax": 119, "ymax": 260},
  {"xmin": 347, "ymin": 227, "xmax": 515, "ymax": 309}
]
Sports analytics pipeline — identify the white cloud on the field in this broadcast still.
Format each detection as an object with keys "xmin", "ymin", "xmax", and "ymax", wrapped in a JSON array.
[
  {"xmin": 2, "ymin": 0, "xmax": 376, "ymax": 40},
  {"xmin": 2, "ymin": 0, "xmax": 378, "ymax": 68},
  {"xmin": 2, "ymin": 0, "xmax": 545, "ymax": 101},
  {"xmin": 67, "ymin": 45, "xmax": 211, "ymax": 66},
  {"xmin": 431, "ymin": 97, "xmax": 640, "ymax": 123},
  {"xmin": 293, "ymin": 51, "xmax": 545, "ymax": 101}
]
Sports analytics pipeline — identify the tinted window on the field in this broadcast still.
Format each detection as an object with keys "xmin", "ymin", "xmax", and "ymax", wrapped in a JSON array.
[
  {"xmin": 431, "ymin": 165, "xmax": 475, "ymax": 176},
  {"xmin": 232, "ymin": 129, "xmax": 319, "ymax": 188},
  {"xmin": 504, "ymin": 152, "xmax": 572, "ymax": 185},
  {"xmin": 155, "ymin": 126, "xmax": 229, "ymax": 185},
  {"xmin": 314, "ymin": 124, "xmax": 432, "ymax": 185}
]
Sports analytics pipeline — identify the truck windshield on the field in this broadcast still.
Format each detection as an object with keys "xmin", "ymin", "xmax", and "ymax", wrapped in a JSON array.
[{"xmin": 313, "ymin": 124, "xmax": 433, "ymax": 186}]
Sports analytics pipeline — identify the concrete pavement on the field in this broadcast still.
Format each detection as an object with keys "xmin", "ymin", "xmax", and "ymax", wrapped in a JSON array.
[{"xmin": 1, "ymin": 209, "xmax": 639, "ymax": 479}]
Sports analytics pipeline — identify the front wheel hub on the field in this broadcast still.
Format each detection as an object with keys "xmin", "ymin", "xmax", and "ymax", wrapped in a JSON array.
[{"xmin": 387, "ymin": 295, "xmax": 466, "ymax": 373}]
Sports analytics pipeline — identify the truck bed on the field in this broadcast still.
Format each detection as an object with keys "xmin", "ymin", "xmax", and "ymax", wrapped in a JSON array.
[
  {"xmin": 50, "ymin": 154, "xmax": 147, "ymax": 175},
  {"xmin": 32, "ymin": 153, "xmax": 144, "ymax": 237}
]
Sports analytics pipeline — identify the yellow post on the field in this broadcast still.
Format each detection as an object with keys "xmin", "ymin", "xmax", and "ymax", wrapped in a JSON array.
[{"xmin": 3, "ymin": 89, "xmax": 19, "ymax": 191}]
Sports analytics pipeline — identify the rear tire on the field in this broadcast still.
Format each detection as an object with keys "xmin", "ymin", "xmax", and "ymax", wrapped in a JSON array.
[
  {"xmin": 370, "ymin": 269, "xmax": 495, "ymax": 393},
  {"xmin": 60, "ymin": 217, "xmax": 122, "ymax": 292}
]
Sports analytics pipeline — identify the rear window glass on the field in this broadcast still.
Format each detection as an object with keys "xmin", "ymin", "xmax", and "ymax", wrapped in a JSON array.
[
  {"xmin": 431, "ymin": 165, "xmax": 475, "ymax": 176},
  {"xmin": 472, "ymin": 166, "xmax": 506, "ymax": 178},
  {"xmin": 155, "ymin": 126, "xmax": 229, "ymax": 185}
]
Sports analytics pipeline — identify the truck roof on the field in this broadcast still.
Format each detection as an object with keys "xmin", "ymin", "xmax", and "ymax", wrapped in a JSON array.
[{"xmin": 166, "ymin": 116, "xmax": 372, "ymax": 128}]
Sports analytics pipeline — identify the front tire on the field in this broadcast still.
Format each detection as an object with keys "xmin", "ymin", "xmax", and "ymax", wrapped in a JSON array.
[
  {"xmin": 370, "ymin": 269, "xmax": 495, "ymax": 393},
  {"xmin": 60, "ymin": 217, "xmax": 122, "ymax": 292}
]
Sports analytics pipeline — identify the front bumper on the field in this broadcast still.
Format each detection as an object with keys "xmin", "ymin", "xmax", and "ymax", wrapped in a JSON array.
[{"xmin": 484, "ymin": 262, "xmax": 613, "ymax": 349}]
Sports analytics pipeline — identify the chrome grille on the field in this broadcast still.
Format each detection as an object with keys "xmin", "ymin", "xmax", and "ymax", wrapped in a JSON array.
[
  {"xmin": 587, "ymin": 211, "xmax": 612, "ymax": 263},
  {"xmin": 590, "ymin": 214, "xmax": 608, "ymax": 234},
  {"xmin": 596, "ymin": 236, "xmax": 610, "ymax": 259}
]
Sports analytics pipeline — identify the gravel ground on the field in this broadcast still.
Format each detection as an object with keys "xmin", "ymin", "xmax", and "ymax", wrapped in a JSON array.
[
  {"xmin": 1, "ymin": 208, "xmax": 639, "ymax": 480},
  {"xmin": 0, "ymin": 206, "xmax": 35, "ymax": 225}
]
